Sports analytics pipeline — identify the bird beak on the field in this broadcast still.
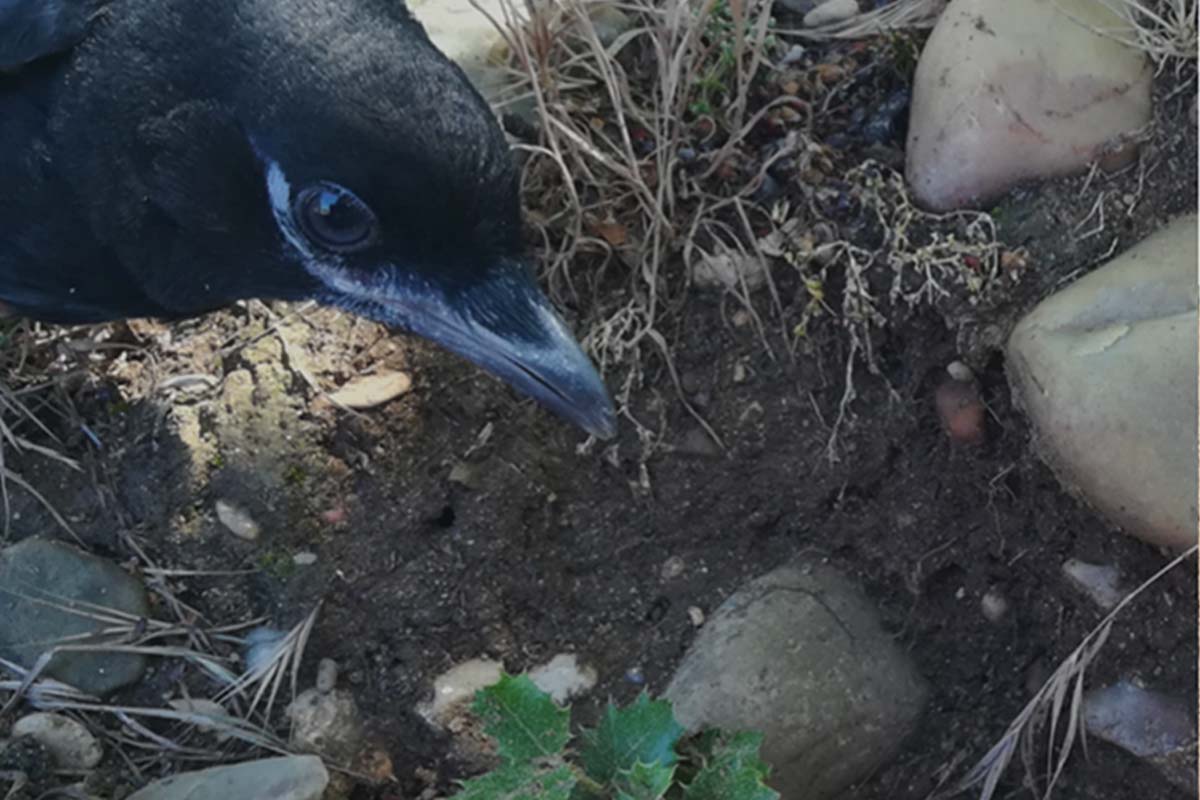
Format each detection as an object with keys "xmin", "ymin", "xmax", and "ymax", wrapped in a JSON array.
[{"xmin": 357, "ymin": 262, "xmax": 617, "ymax": 439}]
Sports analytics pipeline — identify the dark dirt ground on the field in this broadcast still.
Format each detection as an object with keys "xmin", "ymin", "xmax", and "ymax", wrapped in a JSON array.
[{"xmin": 0, "ymin": 28, "xmax": 1197, "ymax": 800}]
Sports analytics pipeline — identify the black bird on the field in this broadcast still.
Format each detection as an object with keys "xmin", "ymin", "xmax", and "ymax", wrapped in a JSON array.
[{"xmin": 0, "ymin": 0, "xmax": 616, "ymax": 437}]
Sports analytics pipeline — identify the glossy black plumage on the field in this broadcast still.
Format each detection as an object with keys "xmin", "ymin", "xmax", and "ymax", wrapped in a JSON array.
[{"xmin": 0, "ymin": 0, "xmax": 615, "ymax": 436}]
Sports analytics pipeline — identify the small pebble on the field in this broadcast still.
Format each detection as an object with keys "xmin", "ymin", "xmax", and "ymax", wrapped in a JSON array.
[
  {"xmin": 293, "ymin": 552, "xmax": 318, "ymax": 566},
  {"xmin": 1063, "ymin": 559, "xmax": 1125, "ymax": 610},
  {"xmin": 244, "ymin": 627, "xmax": 287, "ymax": 674},
  {"xmin": 288, "ymin": 689, "xmax": 364, "ymax": 761},
  {"xmin": 328, "ymin": 371, "xmax": 412, "ymax": 410},
  {"xmin": 946, "ymin": 360, "xmax": 975, "ymax": 382},
  {"xmin": 980, "ymin": 589, "xmax": 1009, "ymax": 622},
  {"xmin": 12, "ymin": 712, "xmax": 103, "ymax": 770},
  {"xmin": 448, "ymin": 461, "xmax": 484, "ymax": 490},
  {"xmin": 320, "ymin": 506, "xmax": 347, "ymax": 525},
  {"xmin": 804, "ymin": 0, "xmax": 859, "ymax": 26},
  {"xmin": 168, "ymin": 698, "xmax": 234, "ymax": 740},
  {"xmin": 781, "ymin": 44, "xmax": 807, "ymax": 65},
  {"xmin": 660, "ymin": 556, "xmax": 686, "ymax": 582},
  {"xmin": 419, "ymin": 658, "xmax": 503, "ymax": 727},
  {"xmin": 624, "ymin": 666, "xmax": 645, "ymax": 685},
  {"xmin": 688, "ymin": 606, "xmax": 706, "ymax": 627},
  {"xmin": 216, "ymin": 500, "xmax": 260, "ymax": 541},
  {"xmin": 935, "ymin": 379, "xmax": 986, "ymax": 445},
  {"xmin": 527, "ymin": 654, "xmax": 597, "ymax": 703},
  {"xmin": 732, "ymin": 361, "xmax": 749, "ymax": 383},
  {"xmin": 316, "ymin": 658, "xmax": 339, "ymax": 693}
]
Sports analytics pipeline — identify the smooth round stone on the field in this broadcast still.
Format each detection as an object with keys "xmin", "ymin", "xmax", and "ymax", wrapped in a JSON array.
[
  {"xmin": 665, "ymin": 562, "xmax": 928, "ymax": 800},
  {"xmin": 1008, "ymin": 215, "xmax": 1198, "ymax": 551},
  {"xmin": 127, "ymin": 756, "xmax": 328, "ymax": 800},
  {"xmin": 0, "ymin": 538, "xmax": 149, "ymax": 695},
  {"xmin": 906, "ymin": 0, "xmax": 1152, "ymax": 210}
]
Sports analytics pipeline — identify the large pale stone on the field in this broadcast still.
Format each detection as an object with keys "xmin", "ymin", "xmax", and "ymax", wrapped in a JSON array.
[
  {"xmin": 664, "ymin": 562, "xmax": 929, "ymax": 800},
  {"xmin": 907, "ymin": 0, "xmax": 1152, "ymax": 211},
  {"xmin": 127, "ymin": 756, "xmax": 328, "ymax": 800},
  {"xmin": 1007, "ymin": 215, "xmax": 1198, "ymax": 551}
]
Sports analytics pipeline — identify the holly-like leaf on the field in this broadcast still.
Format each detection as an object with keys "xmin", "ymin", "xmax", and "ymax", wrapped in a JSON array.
[
  {"xmin": 682, "ymin": 731, "xmax": 779, "ymax": 800},
  {"xmin": 579, "ymin": 693, "xmax": 685, "ymax": 784},
  {"xmin": 472, "ymin": 673, "xmax": 572, "ymax": 764},
  {"xmin": 451, "ymin": 761, "xmax": 577, "ymax": 800},
  {"xmin": 613, "ymin": 761, "xmax": 675, "ymax": 800}
]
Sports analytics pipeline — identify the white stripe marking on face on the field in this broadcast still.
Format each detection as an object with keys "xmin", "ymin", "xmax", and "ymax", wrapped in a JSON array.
[{"xmin": 264, "ymin": 160, "xmax": 313, "ymax": 261}]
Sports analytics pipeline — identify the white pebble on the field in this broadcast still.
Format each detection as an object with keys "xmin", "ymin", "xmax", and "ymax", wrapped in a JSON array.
[
  {"xmin": 527, "ymin": 654, "xmax": 597, "ymax": 704},
  {"xmin": 12, "ymin": 713, "xmax": 103, "ymax": 770},
  {"xmin": 660, "ymin": 556, "xmax": 686, "ymax": 581},
  {"xmin": 781, "ymin": 44, "xmax": 807, "ymax": 65},
  {"xmin": 1063, "ymin": 559, "xmax": 1125, "ymax": 610},
  {"xmin": 329, "ymin": 371, "xmax": 412, "ymax": 410},
  {"xmin": 688, "ymin": 606, "xmax": 706, "ymax": 627},
  {"xmin": 316, "ymin": 658, "xmax": 338, "ymax": 694},
  {"xmin": 216, "ymin": 500, "xmax": 260, "ymax": 541},
  {"xmin": 981, "ymin": 589, "xmax": 1009, "ymax": 622},
  {"xmin": 804, "ymin": 0, "xmax": 859, "ymax": 27},
  {"xmin": 292, "ymin": 552, "xmax": 318, "ymax": 566},
  {"xmin": 946, "ymin": 360, "xmax": 975, "ymax": 382},
  {"xmin": 419, "ymin": 658, "xmax": 503, "ymax": 727}
]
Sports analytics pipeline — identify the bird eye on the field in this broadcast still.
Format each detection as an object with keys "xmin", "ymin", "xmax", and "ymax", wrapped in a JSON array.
[{"xmin": 294, "ymin": 183, "xmax": 377, "ymax": 253}]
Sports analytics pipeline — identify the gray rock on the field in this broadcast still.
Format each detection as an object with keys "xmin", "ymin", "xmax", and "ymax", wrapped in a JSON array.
[
  {"xmin": 776, "ymin": 0, "xmax": 818, "ymax": 15},
  {"xmin": 907, "ymin": 0, "xmax": 1152, "ymax": 210},
  {"xmin": 804, "ymin": 0, "xmax": 859, "ymax": 27},
  {"xmin": 288, "ymin": 688, "xmax": 364, "ymax": 762},
  {"xmin": 588, "ymin": 5, "xmax": 634, "ymax": 47},
  {"xmin": 665, "ymin": 562, "xmax": 929, "ymax": 800},
  {"xmin": 1062, "ymin": 559, "xmax": 1125, "ymax": 609},
  {"xmin": 126, "ymin": 756, "xmax": 328, "ymax": 800},
  {"xmin": 1008, "ymin": 215, "xmax": 1198, "ymax": 551},
  {"xmin": 316, "ymin": 658, "xmax": 338, "ymax": 694},
  {"xmin": 11, "ymin": 712, "xmax": 102, "ymax": 770},
  {"xmin": 0, "ymin": 538, "xmax": 149, "ymax": 695},
  {"xmin": 1085, "ymin": 680, "xmax": 1197, "ymax": 795}
]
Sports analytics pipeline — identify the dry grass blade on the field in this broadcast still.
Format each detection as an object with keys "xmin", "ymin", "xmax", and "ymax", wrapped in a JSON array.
[
  {"xmin": 215, "ymin": 605, "xmax": 321, "ymax": 721},
  {"xmin": 1071, "ymin": 0, "xmax": 1198, "ymax": 70},
  {"xmin": 954, "ymin": 544, "xmax": 1198, "ymax": 800},
  {"xmin": 486, "ymin": 0, "xmax": 790, "ymax": 446}
]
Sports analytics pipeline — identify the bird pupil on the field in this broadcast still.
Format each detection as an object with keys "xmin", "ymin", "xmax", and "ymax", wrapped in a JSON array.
[{"xmin": 296, "ymin": 182, "xmax": 377, "ymax": 252}]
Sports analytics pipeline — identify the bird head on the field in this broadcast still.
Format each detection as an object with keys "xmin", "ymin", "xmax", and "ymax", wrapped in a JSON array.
[{"xmin": 61, "ymin": 0, "xmax": 616, "ymax": 438}]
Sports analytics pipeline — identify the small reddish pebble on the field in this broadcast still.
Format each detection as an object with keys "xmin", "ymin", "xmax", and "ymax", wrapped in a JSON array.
[
  {"xmin": 935, "ymin": 379, "xmax": 986, "ymax": 445},
  {"xmin": 320, "ymin": 506, "xmax": 347, "ymax": 525}
]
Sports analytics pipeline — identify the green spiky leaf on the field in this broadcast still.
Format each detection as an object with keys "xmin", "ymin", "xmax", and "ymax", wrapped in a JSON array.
[
  {"xmin": 579, "ymin": 693, "xmax": 684, "ymax": 784},
  {"xmin": 682, "ymin": 732, "xmax": 779, "ymax": 800},
  {"xmin": 613, "ymin": 761, "xmax": 675, "ymax": 800},
  {"xmin": 452, "ymin": 761, "xmax": 577, "ymax": 800},
  {"xmin": 472, "ymin": 673, "xmax": 571, "ymax": 764}
]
